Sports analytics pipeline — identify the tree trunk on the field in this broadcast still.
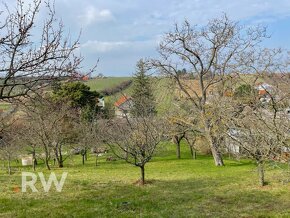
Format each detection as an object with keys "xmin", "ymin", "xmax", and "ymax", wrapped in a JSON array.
[
  {"xmin": 193, "ymin": 150, "xmax": 196, "ymax": 159},
  {"xmin": 8, "ymin": 157, "xmax": 11, "ymax": 175},
  {"xmin": 32, "ymin": 151, "xmax": 37, "ymax": 171},
  {"xmin": 203, "ymin": 120, "xmax": 224, "ymax": 166},
  {"xmin": 45, "ymin": 158, "xmax": 51, "ymax": 170},
  {"xmin": 211, "ymin": 143, "xmax": 224, "ymax": 166},
  {"xmin": 58, "ymin": 153, "xmax": 64, "ymax": 168},
  {"xmin": 44, "ymin": 147, "xmax": 50, "ymax": 170},
  {"xmin": 257, "ymin": 161, "xmax": 265, "ymax": 186},
  {"xmin": 185, "ymin": 136, "xmax": 197, "ymax": 160},
  {"xmin": 173, "ymin": 136, "xmax": 182, "ymax": 159},
  {"xmin": 55, "ymin": 146, "xmax": 64, "ymax": 168},
  {"xmin": 55, "ymin": 149, "xmax": 59, "ymax": 166},
  {"xmin": 140, "ymin": 165, "xmax": 145, "ymax": 185},
  {"xmin": 95, "ymin": 155, "xmax": 98, "ymax": 166},
  {"xmin": 176, "ymin": 143, "xmax": 181, "ymax": 159},
  {"xmin": 58, "ymin": 161, "xmax": 64, "ymax": 168},
  {"xmin": 189, "ymin": 146, "xmax": 197, "ymax": 159},
  {"xmin": 59, "ymin": 146, "xmax": 64, "ymax": 168},
  {"xmin": 82, "ymin": 154, "xmax": 85, "ymax": 165},
  {"xmin": 33, "ymin": 159, "xmax": 36, "ymax": 171}
]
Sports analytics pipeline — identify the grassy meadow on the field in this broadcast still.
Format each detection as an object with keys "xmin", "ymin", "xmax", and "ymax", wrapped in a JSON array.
[
  {"xmin": 1, "ymin": 142, "xmax": 290, "ymax": 217},
  {"xmin": 85, "ymin": 77, "xmax": 132, "ymax": 92},
  {"xmin": 0, "ymin": 103, "xmax": 11, "ymax": 111}
]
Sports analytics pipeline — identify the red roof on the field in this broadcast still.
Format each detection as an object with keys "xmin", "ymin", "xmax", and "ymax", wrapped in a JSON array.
[
  {"xmin": 82, "ymin": 75, "xmax": 89, "ymax": 81},
  {"xmin": 259, "ymin": 90, "xmax": 267, "ymax": 95},
  {"xmin": 114, "ymin": 96, "xmax": 131, "ymax": 107}
]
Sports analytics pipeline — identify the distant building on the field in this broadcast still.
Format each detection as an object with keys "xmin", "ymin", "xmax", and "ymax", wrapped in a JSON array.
[
  {"xmin": 21, "ymin": 156, "xmax": 33, "ymax": 166},
  {"xmin": 114, "ymin": 95, "xmax": 133, "ymax": 118},
  {"xmin": 97, "ymin": 97, "xmax": 105, "ymax": 108},
  {"xmin": 72, "ymin": 71, "xmax": 90, "ymax": 81},
  {"xmin": 82, "ymin": 75, "xmax": 89, "ymax": 81},
  {"xmin": 255, "ymin": 83, "xmax": 273, "ymax": 95},
  {"xmin": 255, "ymin": 83, "xmax": 274, "ymax": 103}
]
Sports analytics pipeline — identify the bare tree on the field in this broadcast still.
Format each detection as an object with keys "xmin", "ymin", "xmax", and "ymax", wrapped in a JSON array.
[
  {"xmin": 0, "ymin": 117, "xmax": 22, "ymax": 174},
  {"xmin": 151, "ymin": 14, "xmax": 270, "ymax": 166},
  {"xmin": 0, "ymin": 0, "xmax": 90, "ymax": 101},
  {"xmin": 226, "ymin": 107, "xmax": 289, "ymax": 186},
  {"xmin": 216, "ymin": 71, "xmax": 290, "ymax": 186},
  {"xmin": 165, "ymin": 97, "xmax": 200, "ymax": 159},
  {"xmin": 167, "ymin": 117, "xmax": 187, "ymax": 159},
  {"xmin": 19, "ymin": 124, "xmax": 40, "ymax": 171},
  {"xmin": 22, "ymin": 98, "xmax": 77, "ymax": 169},
  {"xmin": 75, "ymin": 120, "xmax": 99, "ymax": 165},
  {"xmin": 102, "ymin": 115, "xmax": 165, "ymax": 185},
  {"xmin": 172, "ymin": 131, "xmax": 185, "ymax": 159},
  {"xmin": 184, "ymin": 129, "xmax": 199, "ymax": 159}
]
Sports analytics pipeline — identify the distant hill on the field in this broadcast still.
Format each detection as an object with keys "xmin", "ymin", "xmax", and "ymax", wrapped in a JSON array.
[
  {"xmin": 85, "ymin": 77, "xmax": 175, "ymax": 114},
  {"xmin": 84, "ymin": 77, "xmax": 132, "ymax": 92}
]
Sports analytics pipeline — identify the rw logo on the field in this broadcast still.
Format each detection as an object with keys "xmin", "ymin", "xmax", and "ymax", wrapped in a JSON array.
[{"xmin": 21, "ymin": 172, "xmax": 68, "ymax": 192}]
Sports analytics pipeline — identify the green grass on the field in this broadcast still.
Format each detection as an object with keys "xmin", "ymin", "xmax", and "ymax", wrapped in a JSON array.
[
  {"xmin": 153, "ymin": 78, "xmax": 175, "ymax": 114},
  {"xmin": 0, "ymin": 102, "xmax": 11, "ymax": 111},
  {"xmin": 1, "ymin": 142, "xmax": 290, "ymax": 217},
  {"xmin": 85, "ymin": 77, "xmax": 132, "ymax": 92}
]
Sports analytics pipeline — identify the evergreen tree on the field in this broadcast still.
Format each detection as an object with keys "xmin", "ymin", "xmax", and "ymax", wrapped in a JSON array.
[
  {"xmin": 131, "ymin": 59, "xmax": 156, "ymax": 116},
  {"xmin": 52, "ymin": 82, "xmax": 100, "ymax": 121}
]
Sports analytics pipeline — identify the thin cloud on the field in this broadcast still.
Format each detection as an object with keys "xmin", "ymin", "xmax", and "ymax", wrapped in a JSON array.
[
  {"xmin": 5, "ymin": 0, "xmax": 290, "ymax": 75},
  {"xmin": 81, "ymin": 40, "xmax": 157, "ymax": 54},
  {"xmin": 78, "ymin": 7, "xmax": 114, "ymax": 26}
]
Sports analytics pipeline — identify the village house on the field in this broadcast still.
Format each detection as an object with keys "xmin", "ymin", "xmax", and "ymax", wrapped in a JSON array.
[
  {"xmin": 255, "ymin": 82, "xmax": 273, "ymax": 95},
  {"xmin": 255, "ymin": 82, "xmax": 273, "ymax": 103},
  {"xmin": 114, "ymin": 95, "xmax": 133, "ymax": 118},
  {"xmin": 97, "ymin": 97, "xmax": 105, "ymax": 108}
]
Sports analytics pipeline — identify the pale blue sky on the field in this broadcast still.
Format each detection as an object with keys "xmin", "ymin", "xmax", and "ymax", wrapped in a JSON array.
[{"xmin": 4, "ymin": 0, "xmax": 290, "ymax": 76}]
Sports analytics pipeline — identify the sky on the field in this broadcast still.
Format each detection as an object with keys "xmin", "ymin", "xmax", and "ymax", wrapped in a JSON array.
[{"xmin": 3, "ymin": 0, "xmax": 290, "ymax": 76}]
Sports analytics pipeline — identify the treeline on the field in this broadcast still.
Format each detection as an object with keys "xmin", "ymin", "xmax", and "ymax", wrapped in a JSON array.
[{"xmin": 100, "ymin": 80, "xmax": 132, "ymax": 96}]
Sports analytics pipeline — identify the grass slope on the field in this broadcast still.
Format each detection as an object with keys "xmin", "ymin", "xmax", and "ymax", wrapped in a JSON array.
[
  {"xmin": 0, "ymin": 102, "xmax": 11, "ymax": 111},
  {"xmin": 1, "ymin": 142, "xmax": 290, "ymax": 217},
  {"xmin": 86, "ymin": 77, "xmax": 174, "ymax": 115},
  {"xmin": 85, "ymin": 77, "xmax": 132, "ymax": 92},
  {"xmin": 153, "ymin": 78, "xmax": 175, "ymax": 114}
]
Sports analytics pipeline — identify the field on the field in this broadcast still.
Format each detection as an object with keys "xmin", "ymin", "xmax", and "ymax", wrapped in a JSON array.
[
  {"xmin": 0, "ymin": 103, "xmax": 11, "ymax": 111},
  {"xmin": 1, "ymin": 142, "xmax": 290, "ymax": 217},
  {"xmin": 85, "ymin": 77, "xmax": 132, "ymax": 92}
]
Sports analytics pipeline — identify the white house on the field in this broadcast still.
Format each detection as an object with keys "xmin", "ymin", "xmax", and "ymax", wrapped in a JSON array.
[{"xmin": 97, "ymin": 97, "xmax": 105, "ymax": 108}]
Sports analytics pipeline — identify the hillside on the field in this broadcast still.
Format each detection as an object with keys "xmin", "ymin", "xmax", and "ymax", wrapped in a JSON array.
[
  {"xmin": 85, "ymin": 77, "xmax": 132, "ymax": 92},
  {"xmin": 0, "ymin": 103, "xmax": 11, "ymax": 111},
  {"xmin": 85, "ymin": 77, "xmax": 175, "ymax": 114}
]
